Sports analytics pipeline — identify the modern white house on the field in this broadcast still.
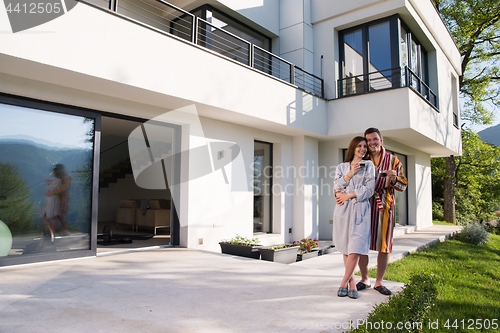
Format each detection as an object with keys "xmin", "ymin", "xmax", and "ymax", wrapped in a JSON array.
[{"xmin": 0, "ymin": 0, "xmax": 461, "ymax": 267}]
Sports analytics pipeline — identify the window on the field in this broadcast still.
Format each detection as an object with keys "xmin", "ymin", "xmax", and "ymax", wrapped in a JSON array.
[
  {"xmin": 403, "ymin": 26, "xmax": 428, "ymax": 90},
  {"xmin": 368, "ymin": 21, "xmax": 393, "ymax": 91},
  {"xmin": 0, "ymin": 95, "xmax": 97, "ymax": 265},
  {"xmin": 339, "ymin": 15, "xmax": 431, "ymax": 103},
  {"xmin": 342, "ymin": 28, "xmax": 364, "ymax": 94},
  {"xmin": 340, "ymin": 16, "xmax": 399, "ymax": 96},
  {"xmin": 253, "ymin": 141, "xmax": 272, "ymax": 233}
]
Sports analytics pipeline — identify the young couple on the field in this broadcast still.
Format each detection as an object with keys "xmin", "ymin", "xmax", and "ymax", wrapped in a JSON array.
[{"xmin": 333, "ymin": 128, "xmax": 407, "ymax": 299}]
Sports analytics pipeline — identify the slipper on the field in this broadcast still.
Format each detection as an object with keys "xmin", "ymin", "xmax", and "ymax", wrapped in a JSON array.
[
  {"xmin": 356, "ymin": 282, "xmax": 371, "ymax": 291},
  {"xmin": 347, "ymin": 289, "xmax": 358, "ymax": 299},
  {"xmin": 337, "ymin": 287, "xmax": 348, "ymax": 297},
  {"xmin": 374, "ymin": 285, "xmax": 392, "ymax": 295}
]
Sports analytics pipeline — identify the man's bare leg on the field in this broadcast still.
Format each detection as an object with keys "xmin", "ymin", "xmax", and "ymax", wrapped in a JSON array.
[{"xmin": 374, "ymin": 252, "xmax": 389, "ymax": 287}]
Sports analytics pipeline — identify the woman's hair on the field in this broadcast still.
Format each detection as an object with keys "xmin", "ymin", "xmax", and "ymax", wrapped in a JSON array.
[{"xmin": 344, "ymin": 136, "xmax": 370, "ymax": 162}]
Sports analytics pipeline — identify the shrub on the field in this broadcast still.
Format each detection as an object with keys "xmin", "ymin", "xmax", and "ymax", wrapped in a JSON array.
[
  {"xmin": 432, "ymin": 201, "xmax": 444, "ymax": 221},
  {"xmin": 492, "ymin": 223, "xmax": 500, "ymax": 235},
  {"xmin": 486, "ymin": 219, "xmax": 500, "ymax": 235},
  {"xmin": 351, "ymin": 274, "xmax": 438, "ymax": 333},
  {"xmin": 459, "ymin": 222, "xmax": 490, "ymax": 245}
]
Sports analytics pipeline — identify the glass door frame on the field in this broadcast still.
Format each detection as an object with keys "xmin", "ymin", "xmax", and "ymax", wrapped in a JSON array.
[{"xmin": 0, "ymin": 92, "xmax": 101, "ymax": 267}]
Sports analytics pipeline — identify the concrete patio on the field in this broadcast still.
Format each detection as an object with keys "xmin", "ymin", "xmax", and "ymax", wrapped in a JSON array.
[{"xmin": 0, "ymin": 225, "xmax": 461, "ymax": 333}]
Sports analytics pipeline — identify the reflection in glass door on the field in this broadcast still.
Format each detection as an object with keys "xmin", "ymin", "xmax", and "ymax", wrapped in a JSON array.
[
  {"xmin": 0, "ymin": 98, "xmax": 96, "ymax": 266},
  {"xmin": 253, "ymin": 141, "xmax": 272, "ymax": 233},
  {"xmin": 368, "ymin": 21, "xmax": 392, "ymax": 91},
  {"xmin": 342, "ymin": 28, "xmax": 364, "ymax": 95}
]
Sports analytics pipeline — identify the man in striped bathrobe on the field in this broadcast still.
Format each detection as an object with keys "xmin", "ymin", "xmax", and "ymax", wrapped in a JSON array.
[{"xmin": 356, "ymin": 128, "xmax": 407, "ymax": 296}]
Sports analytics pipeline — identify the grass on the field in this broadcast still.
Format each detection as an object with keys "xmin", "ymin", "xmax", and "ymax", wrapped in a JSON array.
[
  {"xmin": 433, "ymin": 220, "xmax": 457, "ymax": 226},
  {"xmin": 366, "ymin": 234, "xmax": 500, "ymax": 332}
]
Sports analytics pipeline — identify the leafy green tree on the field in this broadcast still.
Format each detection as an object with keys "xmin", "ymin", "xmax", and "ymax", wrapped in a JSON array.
[
  {"xmin": 432, "ymin": 0, "xmax": 500, "ymax": 223},
  {"xmin": 433, "ymin": 0, "xmax": 499, "ymax": 123},
  {"xmin": 0, "ymin": 163, "xmax": 35, "ymax": 234},
  {"xmin": 432, "ymin": 130, "xmax": 500, "ymax": 223}
]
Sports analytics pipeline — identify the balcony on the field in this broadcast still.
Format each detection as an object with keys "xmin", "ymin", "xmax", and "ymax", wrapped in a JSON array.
[
  {"xmin": 83, "ymin": 0, "xmax": 324, "ymax": 98},
  {"xmin": 338, "ymin": 67, "xmax": 438, "ymax": 110}
]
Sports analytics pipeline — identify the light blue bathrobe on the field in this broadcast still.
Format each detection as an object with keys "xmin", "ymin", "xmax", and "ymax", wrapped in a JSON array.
[{"xmin": 333, "ymin": 161, "xmax": 375, "ymax": 255}]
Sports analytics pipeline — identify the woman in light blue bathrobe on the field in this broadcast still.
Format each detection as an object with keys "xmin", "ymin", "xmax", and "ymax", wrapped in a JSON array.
[{"xmin": 333, "ymin": 136, "xmax": 375, "ymax": 299}]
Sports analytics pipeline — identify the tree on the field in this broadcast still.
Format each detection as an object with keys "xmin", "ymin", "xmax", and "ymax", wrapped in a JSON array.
[
  {"xmin": 432, "ymin": 130, "xmax": 500, "ymax": 223},
  {"xmin": 0, "ymin": 163, "xmax": 35, "ymax": 234},
  {"xmin": 432, "ymin": 0, "xmax": 500, "ymax": 223}
]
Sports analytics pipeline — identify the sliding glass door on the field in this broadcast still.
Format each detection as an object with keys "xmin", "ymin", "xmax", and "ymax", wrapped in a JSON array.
[{"xmin": 0, "ymin": 95, "xmax": 98, "ymax": 266}]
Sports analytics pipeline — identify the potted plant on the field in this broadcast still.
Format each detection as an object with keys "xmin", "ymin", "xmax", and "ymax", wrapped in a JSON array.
[
  {"xmin": 259, "ymin": 244, "xmax": 299, "ymax": 264},
  {"xmin": 294, "ymin": 238, "xmax": 319, "ymax": 261},
  {"xmin": 219, "ymin": 235, "xmax": 262, "ymax": 259}
]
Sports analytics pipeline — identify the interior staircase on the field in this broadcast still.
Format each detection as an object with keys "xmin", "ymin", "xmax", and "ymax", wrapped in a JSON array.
[{"xmin": 99, "ymin": 158, "xmax": 132, "ymax": 190}]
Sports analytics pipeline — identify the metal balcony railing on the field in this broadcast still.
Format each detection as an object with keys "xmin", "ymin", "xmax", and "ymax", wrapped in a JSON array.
[
  {"xmin": 294, "ymin": 66, "xmax": 324, "ymax": 98},
  {"xmin": 338, "ymin": 66, "xmax": 438, "ymax": 109},
  {"xmin": 196, "ymin": 18, "xmax": 251, "ymax": 66},
  {"xmin": 86, "ymin": 0, "xmax": 324, "ymax": 98},
  {"xmin": 253, "ymin": 45, "xmax": 293, "ymax": 83}
]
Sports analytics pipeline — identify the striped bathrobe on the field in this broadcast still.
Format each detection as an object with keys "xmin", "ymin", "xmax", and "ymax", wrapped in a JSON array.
[{"xmin": 369, "ymin": 146, "xmax": 407, "ymax": 253}]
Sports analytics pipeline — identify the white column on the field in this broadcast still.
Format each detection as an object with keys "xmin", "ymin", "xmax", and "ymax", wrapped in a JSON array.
[
  {"xmin": 292, "ymin": 135, "xmax": 319, "ymax": 240},
  {"xmin": 279, "ymin": 0, "xmax": 314, "ymax": 72}
]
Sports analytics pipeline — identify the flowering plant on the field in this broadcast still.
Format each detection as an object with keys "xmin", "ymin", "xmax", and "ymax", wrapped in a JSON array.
[
  {"xmin": 220, "ymin": 235, "xmax": 260, "ymax": 246},
  {"xmin": 293, "ymin": 238, "xmax": 318, "ymax": 253}
]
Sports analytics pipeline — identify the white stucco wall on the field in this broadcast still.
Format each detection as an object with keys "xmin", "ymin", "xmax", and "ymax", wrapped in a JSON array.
[
  {"xmin": 304, "ymin": 136, "xmax": 319, "ymax": 238},
  {"xmin": 279, "ymin": 0, "xmax": 314, "ymax": 72},
  {"xmin": 291, "ymin": 136, "xmax": 320, "ymax": 241},
  {"xmin": 317, "ymin": 140, "xmax": 347, "ymax": 240},
  {"xmin": 172, "ymin": 115, "xmax": 299, "ymax": 251},
  {"xmin": 0, "ymin": 1, "xmax": 327, "ymax": 138}
]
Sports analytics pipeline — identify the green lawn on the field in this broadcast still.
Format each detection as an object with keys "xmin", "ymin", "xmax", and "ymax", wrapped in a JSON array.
[
  {"xmin": 433, "ymin": 220, "xmax": 458, "ymax": 226},
  {"xmin": 366, "ymin": 234, "xmax": 500, "ymax": 332}
]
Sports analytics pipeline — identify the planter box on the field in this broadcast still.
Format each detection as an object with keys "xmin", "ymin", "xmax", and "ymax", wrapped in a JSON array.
[
  {"xmin": 260, "ymin": 246, "xmax": 299, "ymax": 264},
  {"xmin": 296, "ymin": 250, "xmax": 319, "ymax": 261},
  {"xmin": 319, "ymin": 245, "xmax": 336, "ymax": 255},
  {"xmin": 219, "ymin": 242, "xmax": 262, "ymax": 259}
]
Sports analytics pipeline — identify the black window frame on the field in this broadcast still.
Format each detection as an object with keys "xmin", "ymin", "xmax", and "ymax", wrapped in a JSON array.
[
  {"xmin": 339, "ymin": 14, "xmax": 430, "ymax": 98},
  {"xmin": 253, "ymin": 140, "xmax": 273, "ymax": 234},
  {"xmin": 400, "ymin": 20, "xmax": 429, "ymax": 85},
  {"xmin": 0, "ymin": 92, "xmax": 101, "ymax": 267}
]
